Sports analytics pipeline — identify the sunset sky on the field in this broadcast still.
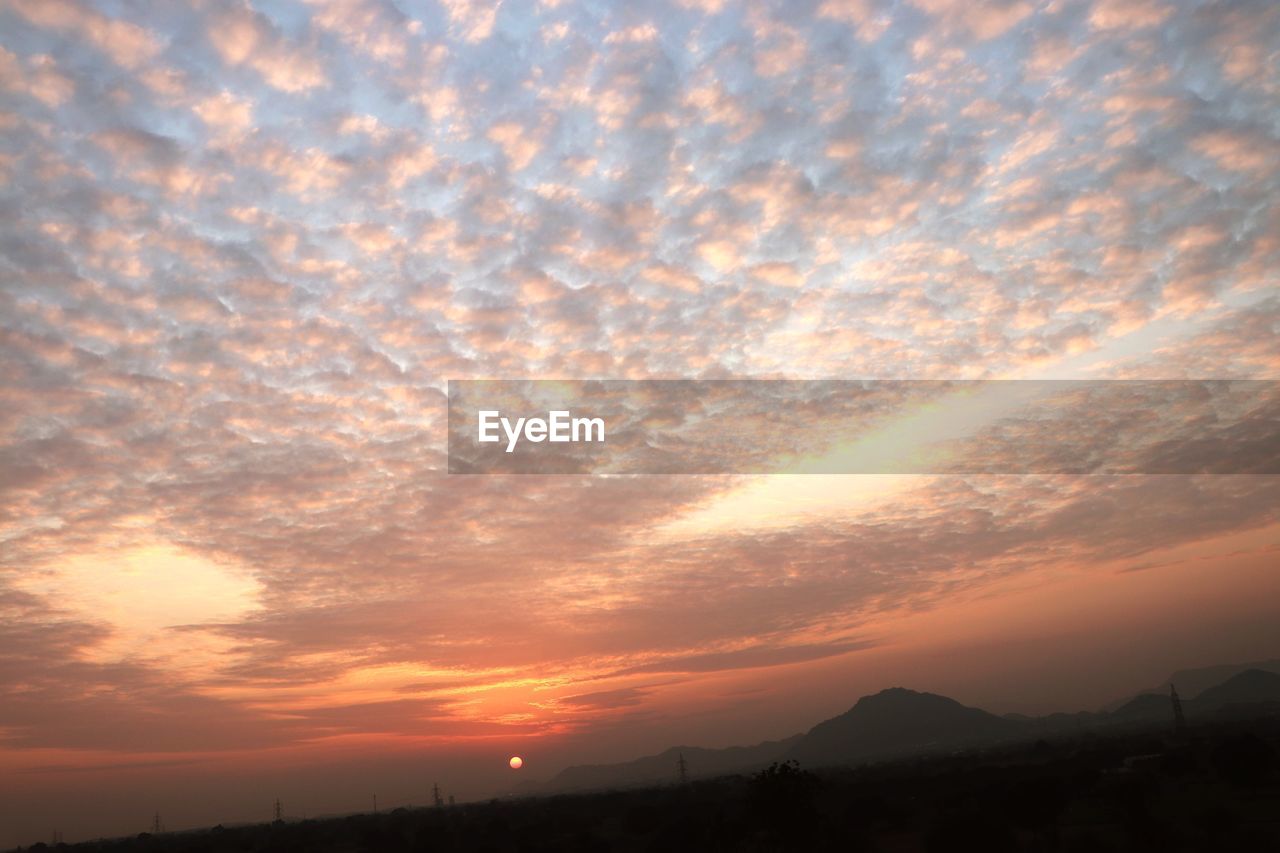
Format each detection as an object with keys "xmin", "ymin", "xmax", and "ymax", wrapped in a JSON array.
[{"xmin": 2, "ymin": 0, "xmax": 1278, "ymax": 846}]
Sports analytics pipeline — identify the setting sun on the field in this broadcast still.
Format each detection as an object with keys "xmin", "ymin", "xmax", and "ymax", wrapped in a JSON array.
[{"xmin": 509, "ymin": 756, "xmax": 523, "ymax": 770}]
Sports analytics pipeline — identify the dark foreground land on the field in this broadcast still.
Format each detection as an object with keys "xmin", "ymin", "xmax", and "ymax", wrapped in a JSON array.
[{"xmin": 13, "ymin": 718, "xmax": 1280, "ymax": 853}]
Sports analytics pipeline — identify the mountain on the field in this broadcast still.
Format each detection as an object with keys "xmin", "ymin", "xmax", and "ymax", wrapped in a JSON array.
[
  {"xmin": 1100, "ymin": 659, "xmax": 1280, "ymax": 712},
  {"xmin": 1192, "ymin": 668, "xmax": 1280, "ymax": 710},
  {"xmin": 545, "ymin": 688, "xmax": 1025, "ymax": 791},
  {"xmin": 1102, "ymin": 667, "xmax": 1280, "ymax": 727},
  {"xmin": 786, "ymin": 687, "xmax": 1023, "ymax": 768},
  {"xmin": 538, "ymin": 662, "xmax": 1280, "ymax": 795},
  {"xmin": 1110, "ymin": 691, "xmax": 1172, "ymax": 722},
  {"xmin": 546, "ymin": 736, "xmax": 800, "ymax": 792}
]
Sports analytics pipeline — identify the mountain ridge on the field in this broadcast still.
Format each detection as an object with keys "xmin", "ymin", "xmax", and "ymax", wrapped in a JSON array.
[
  {"xmin": 1099, "ymin": 658, "xmax": 1280, "ymax": 712},
  {"xmin": 539, "ymin": 660, "xmax": 1280, "ymax": 793},
  {"xmin": 545, "ymin": 736, "xmax": 801, "ymax": 792},
  {"xmin": 786, "ymin": 687, "xmax": 1021, "ymax": 767}
]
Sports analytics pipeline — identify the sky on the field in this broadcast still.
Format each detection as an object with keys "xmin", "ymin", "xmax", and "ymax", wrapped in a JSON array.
[{"xmin": 1, "ymin": 0, "xmax": 1278, "ymax": 846}]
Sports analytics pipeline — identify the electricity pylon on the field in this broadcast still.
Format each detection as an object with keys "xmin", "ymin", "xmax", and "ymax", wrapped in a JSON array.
[{"xmin": 1170, "ymin": 684, "xmax": 1186, "ymax": 734}]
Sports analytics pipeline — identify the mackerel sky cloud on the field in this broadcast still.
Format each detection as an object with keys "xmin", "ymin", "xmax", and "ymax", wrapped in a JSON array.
[{"xmin": 1, "ymin": 0, "xmax": 1278, "ymax": 844}]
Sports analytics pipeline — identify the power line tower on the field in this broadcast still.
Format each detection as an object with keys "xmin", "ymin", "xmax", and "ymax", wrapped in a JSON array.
[
  {"xmin": 1170, "ymin": 684, "xmax": 1186, "ymax": 734},
  {"xmin": 151, "ymin": 812, "xmax": 163, "ymax": 834},
  {"xmin": 677, "ymin": 752, "xmax": 689, "ymax": 784},
  {"xmin": 432, "ymin": 783, "xmax": 444, "ymax": 808},
  {"xmin": 274, "ymin": 798, "xmax": 283, "ymax": 822}
]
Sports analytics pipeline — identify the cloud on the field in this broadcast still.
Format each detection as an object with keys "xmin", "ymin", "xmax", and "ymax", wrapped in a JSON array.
[
  {"xmin": 1193, "ymin": 129, "xmax": 1278, "ymax": 175},
  {"xmin": 1089, "ymin": 0, "xmax": 1173, "ymax": 31},
  {"xmin": 559, "ymin": 686, "xmax": 654, "ymax": 710},
  {"xmin": 611, "ymin": 639, "xmax": 881, "ymax": 676},
  {"xmin": 911, "ymin": 0, "xmax": 1034, "ymax": 40},
  {"xmin": 207, "ymin": 2, "xmax": 326, "ymax": 92},
  {"xmin": 6, "ymin": 0, "xmax": 163, "ymax": 70},
  {"xmin": 194, "ymin": 91, "xmax": 255, "ymax": 138},
  {"xmin": 441, "ymin": 0, "xmax": 500, "ymax": 43}
]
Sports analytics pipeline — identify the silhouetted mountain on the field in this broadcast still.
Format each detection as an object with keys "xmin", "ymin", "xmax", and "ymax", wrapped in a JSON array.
[
  {"xmin": 1100, "ymin": 659, "xmax": 1280, "ymax": 712},
  {"xmin": 1110, "ymin": 691, "xmax": 1172, "ymax": 722},
  {"xmin": 1192, "ymin": 668, "xmax": 1280, "ymax": 710},
  {"xmin": 1017, "ymin": 710, "xmax": 1097, "ymax": 731},
  {"xmin": 546, "ymin": 736, "xmax": 800, "ymax": 792},
  {"xmin": 786, "ymin": 687, "xmax": 1023, "ymax": 767},
  {"xmin": 1092, "ymin": 668, "xmax": 1280, "ymax": 728},
  {"xmin": 537, "ymin": 662, "xmax": 1280, "ymax": 796}
]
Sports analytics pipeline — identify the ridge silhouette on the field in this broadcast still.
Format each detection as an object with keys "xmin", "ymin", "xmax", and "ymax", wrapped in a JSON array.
[{"xmin": 545, "ymin": 664, "xmax": 1280, "ymax": 792}]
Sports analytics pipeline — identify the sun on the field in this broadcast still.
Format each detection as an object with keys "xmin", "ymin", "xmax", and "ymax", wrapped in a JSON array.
[{"xmin": 509, "ymin": 756, "xmax": 523, "ymax": 769}]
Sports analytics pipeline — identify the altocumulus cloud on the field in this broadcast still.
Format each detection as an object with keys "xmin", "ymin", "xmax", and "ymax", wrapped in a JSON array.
[{"xmin": 0, "ymin": 0, "xmax": 1277, "ymax": 757}]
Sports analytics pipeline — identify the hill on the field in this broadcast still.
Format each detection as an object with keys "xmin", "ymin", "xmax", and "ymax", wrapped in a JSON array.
[
  {"xmin": 1100, "ymin": 659, "xmax": 1280, "ymax": 712},
  {"xmin": 1101, "ymin": 668, "xmax": 1280, "ymax": 727},
  {"xmin": 539, "ymin": 661, "xmax": 1280, "ymax": 794},
  {"xmin": 1110, "ymin": 691, "xmax": 1173, "ymax": 722},
  {"xmin": 1193, "ymin": 668, "xmax": 1280, "ymax": 711},
  {"xmin": 546, "ymin": 736, "xmax": 800, "ymax": 792},
  {"xmin": 786, "ymin": 687, "xmax": 1023, "ymax": 767}
]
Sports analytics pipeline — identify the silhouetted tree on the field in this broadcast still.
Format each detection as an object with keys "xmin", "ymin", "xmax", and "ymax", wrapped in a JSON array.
[
  {"xmin": 925, "ymin": 809, "xmax": 1017, "ymax": 853},
  {"xmin": 746, "ymin": 760, "xmax": 820, "ymax": 849},
  {"xmin": 1213, "ymin": 732, "xmax": 1277, "ymax": 787}
]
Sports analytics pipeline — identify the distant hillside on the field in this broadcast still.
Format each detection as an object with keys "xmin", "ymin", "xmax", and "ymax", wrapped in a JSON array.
[
  {"xmin": 1099, "ymin": 668, "xmax": 1280, "ymax": 727},
  {"xmin": 1192, "ymin": 668, "xmax": 1280, "ymax": 710},
  {"xmin": 1100, "ymin": 659, "xmax": 1280, "ymax": 712},
  {"xmin": 546, "ymin": 736, "xmax": 800, "ymax": 792},
  {"xmin": 538, "ymin": 662, "xmax": 1280, "ymax": 795},
  {"xmin": 787, "ymin": 688, "xmax": 1023, "ymax": 768},
  {"xmin": 1110, "ymin": 691, "xmax": 1172, "ymax": 722}
]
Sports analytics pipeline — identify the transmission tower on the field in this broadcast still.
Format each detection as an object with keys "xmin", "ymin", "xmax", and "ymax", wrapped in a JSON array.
[
  {"xmin": 677, "ymin": 752, "xmax": 689, "ymax": 784},
  {"xmin": 274, "ymin": 798, "xmax": 283, "ymax": 822},
  {"xmin": 1170, "ymin": 684, "xmax": 1186, "ymax": 734},
  {"xmin": 432, "ymin": 782, "xmax": 444, "ymax": 808},
  {"xmin": 151, "ymin": 812, "xmax": 163, "ymax": 834}
]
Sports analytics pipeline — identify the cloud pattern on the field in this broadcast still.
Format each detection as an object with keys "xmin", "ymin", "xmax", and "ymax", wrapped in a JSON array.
[{"xmin": 1, "ymin": 0, "xmax": 1278, "ymax": 792}]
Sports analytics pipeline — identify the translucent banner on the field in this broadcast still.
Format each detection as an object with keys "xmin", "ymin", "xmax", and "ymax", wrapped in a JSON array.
[{"xmin": 447, "ymin": 380, "xmax": 1279, "ymax": 475}]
